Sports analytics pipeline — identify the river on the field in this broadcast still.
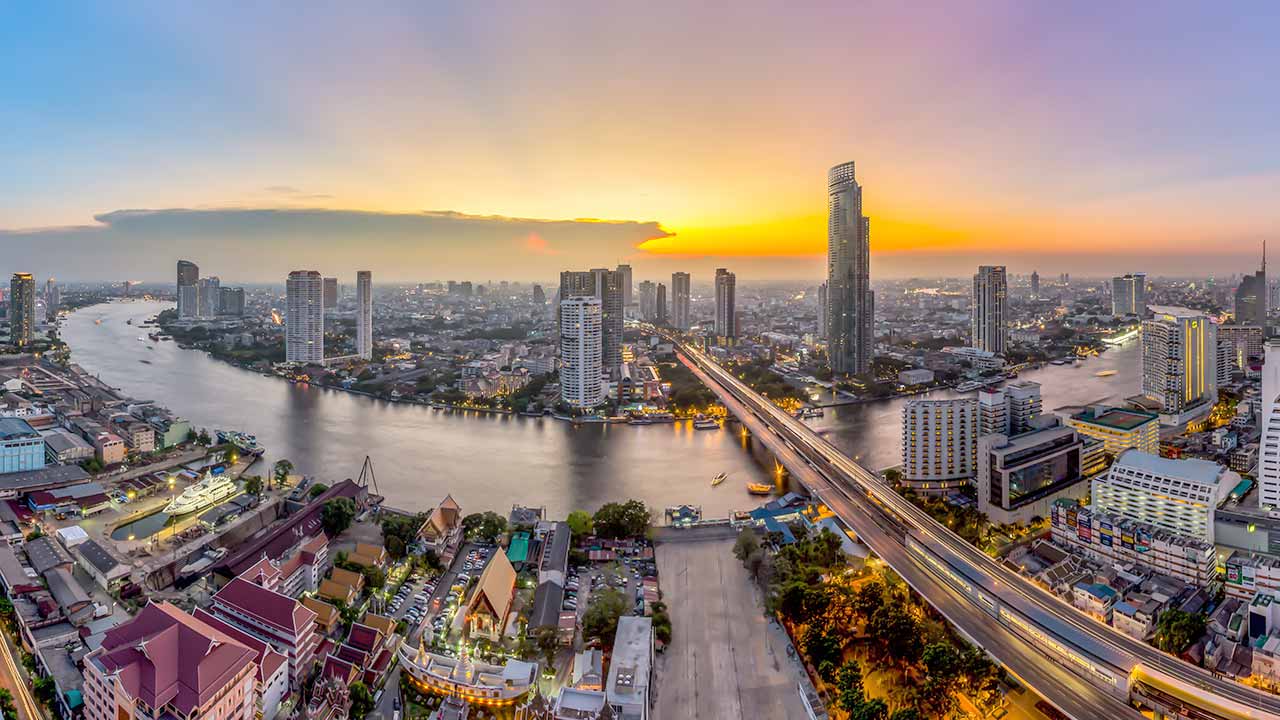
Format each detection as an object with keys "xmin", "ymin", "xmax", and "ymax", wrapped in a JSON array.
[{"xmin": 61, "ymin": 301, "xmax": 1140, "ymax": 518}]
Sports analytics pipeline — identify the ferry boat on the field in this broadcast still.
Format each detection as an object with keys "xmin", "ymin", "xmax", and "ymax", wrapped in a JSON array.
[
  {"xmin": 746, "ymin": 483, "xmax": 773, "ymax": 496},
  {"xmin": 711, "ymin": 473, "xmax": 726, "ymax": 487},
  {"xmin": 648, "ymin": 412, "xmax": 675, "ymax": 423},
  {"xmin": 692, "ymin": 414, "xmax": 720, "ymax": 430},
  {"xmin": 164, "ymin": 473, "xmax": 239, "ymax": 516},
  {"xmin": 954, "ymin": 380, "xmax": 985, "ymax": 392}
]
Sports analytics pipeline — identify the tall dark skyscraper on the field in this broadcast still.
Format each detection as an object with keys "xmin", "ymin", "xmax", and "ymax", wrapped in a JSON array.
[
  {"xmin": 1030, "ymin": 270, "xmax": 1040, "ymax": 298},
  {"xmin": 671, "ymin": 272, "xmax": 691, "ymax": 330},
  {"xmin": 656, "ymin": 283, "xmax": 667, "ymax": 324},
  {"xmin": 1112, "ymin": 272, "xmax": 1147, "ymax": 316},
  {"xmin": 176, "ymin": 259, "xmax": 199, "ymax": 318},
  {"xmin": 8, "ymin": 273, "xmax": 35, "ymax": 349},
  {"xmin": 532, "ymin": 284, "xmax": 545, "ymax": 305},
  {"xmin": 323, "ymin": 277, "xmax": 339, "ymax": 310},
  {"xmin": 826, "ymin": 161, "xmax": 873, "ymax": 375},
  {"xmin": 714, "ymin": 268, "xmax": 736, "ymax": 339},
  {"xmin": 1236, "ymin": 242, "xmax": 1267, "ymax": 326},
  {"xmin": 972, "ymin": 265, "xmax": 1008, "ymax": 354}
]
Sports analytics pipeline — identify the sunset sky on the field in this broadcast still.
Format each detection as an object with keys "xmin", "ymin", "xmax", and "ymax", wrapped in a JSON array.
[{"xmin": 4, "ymin": 2, "xmax": 1279, "ymax": 282}]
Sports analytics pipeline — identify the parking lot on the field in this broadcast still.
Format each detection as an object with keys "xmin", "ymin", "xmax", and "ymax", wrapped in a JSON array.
[
  {"xmin": 653, "ymin": 537, "xmax": 808, "ymax": 720},
  {"xmin": 404, "ymin": 542, "xmax": 495, "ymax": 645}
]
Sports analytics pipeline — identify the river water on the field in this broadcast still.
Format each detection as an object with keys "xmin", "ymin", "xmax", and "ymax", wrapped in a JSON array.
[{"xmin": 62, "ymin": 301, "xmax": 1140, "ymax": 518}]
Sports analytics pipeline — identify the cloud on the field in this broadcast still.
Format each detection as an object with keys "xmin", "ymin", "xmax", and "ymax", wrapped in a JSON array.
[{"xmin": 0, "ymin": 207, "xmax": 673, "ymax": 283}]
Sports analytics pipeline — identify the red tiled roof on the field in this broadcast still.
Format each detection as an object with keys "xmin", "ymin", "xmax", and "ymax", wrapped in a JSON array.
[
  {"xmin": 216, "ymin": 480, "xmax": 362, "ymax": 577},
  {"xmin": 213, "ymin": 578, "xmax": 317, "ymax": 636},
  {"xmin": 193, "ymin": 609, "xmax": 289, "ymax": 683},
  {"xmin": 94, "ymin": 603, "xmax": 256, "ymax": 715},
  {"xmin": 238, "ymin": 557, "xmax": 283, "ymax": 588},
  {"xmin": 335, "ymin": 644, "xmax": 369, "ymax": 667},
  {"xmin": 345, "ymin": 623, "xmax": 381, "ymax": 654},
  {"xmin": 320, "ymin": 655, "xmax": 358, "ymax": 684}
]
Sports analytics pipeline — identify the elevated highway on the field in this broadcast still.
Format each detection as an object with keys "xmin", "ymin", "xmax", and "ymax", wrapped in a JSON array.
[{"xmin": 676, "ymin": 343, "xmax": 1280, "ymax": 720}]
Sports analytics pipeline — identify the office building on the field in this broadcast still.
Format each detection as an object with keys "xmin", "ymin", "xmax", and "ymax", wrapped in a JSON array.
[
  {"xmin": 1219, "ymin": 325, "xmax": 1266, "ymax": 370},
  {"xmin": 1218, "ymin": 338, "xmax": 1234, "ymax": 387},
  {"xmin": 219, "ymin": 287, "xmax": 246, "ymax": 317},
  {"xmin": 83, "ymin": 603, "xmax": 259, "ymax": 720},
  {"xmin": 826, "ymin": 161, "xmax": 874, "ymax": 375},
  {"xmin": 176, "ymin": 260, "xmax": 200, "ymax": 318},
  {"xmin": 1067, "ymin": 406, "xmax": 1160, "ymax": 457},
  {"xmin": 671, "ymin": 272, "xmax": 691, "ymax": 330},
  {"xmin": 44, "ymin": 277, "xmax": 58, "ymax": 322},
  {"xmin": 560, "ymin": 297, "xmax": 604, "ymax": 408},
  {"xmin": 1141, "ymin": 306, "xmax": 1217, "ymax": 418},
  {"xmin": 607, "ymin": 615, "xmax": 653, "ymax": 720},
  {"xmin": 356, "ymin": 270, "xmax": 373, "ymax": 361},
  {"xmin": 8, "ymin": 273, "xmax": 35, "ymax": 348},
  {"xmin": 901, "ymin": 398, "xmax": 978, "ymax": 494},
  {"xmin": 1030, "ymin": 270, "xmax": 1040, "ymax": 298},
  {"xmin": 1112, "ymin": 273, "xmax": 1147, "ymax": 316},
  {"xmin": 1050, "ymin": 502, "xmax": 1217, "ymax": 588},
  {"xmin": 1093, "ymin": 450, "xmax": 1235, "ymax": 544},
  {"xmin": 972, "ymin": 266, "xmax": 1008, "ymax": 354},
  {"xmin": 0, "ymin": 418, "xmax": 45, "ymax": 474},
  {"xmin": 322, "ymin": 277, "xmax": 338, "ymax": 311},
  {"xmin": 617, "ymin": 264, "xmax": 633, "ymax": 309},
  {"xmin": 656, "ymin": 283, "xmax": 667, "ymax": 325},
  {"xmin": 558, "ymin": 269, "xmax": 623, "ymax": 375},
  {"xmin": 714, "ymin": 268, "xmax": 736, "ymax": 340},
  {"xmin": 978, "ymin": 416, "xmax": 1087, "ymax": 525},
  {"xmin": 198, "ymin": 276, "xmax": 221, "ymax": 318},
  {"xmin": 1236, "ymin": 244, "xmax": 1267, "ymax": 326},
  {"xmin": 638, "ymin": 281, "xmax": 657, "ymax": 321},
  {"xmin": 285, "ymin": 271, "xmax": 324, "ymax": 364},
  {"xmin": 1259, "ymin": 340, "xmax": 1280, "ymax": 509},
  {"xmin": 532, "ymin": 284, "xmax": 546, "ymax": 305},
  {"xmin": 978, "ymin": 381, "xmax": 1041, "ymax": 437}
]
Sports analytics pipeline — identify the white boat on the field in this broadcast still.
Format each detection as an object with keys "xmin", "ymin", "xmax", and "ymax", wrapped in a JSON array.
[
  {"xmin": 164, "ymin": 473, "xmax": 239, "ymax": 516},
  {"xmin": 954, "ymin": 381, "xmax": 985, "ymax": 392},
  {"xmin": 711, "ymin": 473, "xmax": 727, "ymax": 487},
  {"xmin": 693, "ymin": 415, "xmax": 720, "ymax": 430}
]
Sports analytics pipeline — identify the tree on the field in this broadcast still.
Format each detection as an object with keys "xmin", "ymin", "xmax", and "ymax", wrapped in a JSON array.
[
  {"xmin": 1155, "ymin": 609, "xmax": 1207, "ymax": 654},
  {"xmin": 531, "ymin": 625, "xmax": 560, "ymax": 668},
  {"xmin": 361, "ymin": 565, "xmax": 386, "ymax": 590},
  {"xmin": 582, "ymin": 588, "xmax": 630, "ymax": 644},
  {"xmin": 889, "ymin": 710, "xmax": 923, "ymax": 720},
  {"xmin": 593, "ymin": 500, "xmax": 650, "ymax": 538},
  {"xmin": 462, "ymin": 511, "xmax": 508, "ymax": 543},
  {"xmin": 0, "ymin": 689, "xmax": 14, "ymax": 720},
  {"xmin": 921, "ymin": 642, "xmax": 960, "ymax": 683},
  {"xmin": 321, "ymin": 497, "xmax": 357, "ymax": 537},
  {"xmin": 849, "ymin": 699, "xmax": 888, "ymax": 720},
  {"xmin": 0, "ymin": 597, "xmax": 14, "ymax": 632},
  {"xmin": 309, "ymin": 482, "xmax": 330, "ymax": 498},
  {"xmin": 801, "ymin": 625, "xmax": 842, "ymax": 672},
  {"xmin": 883, "ymin": 468, "xmax": 902, "ymax": 486},
  {"xmin": 273, "ymin": 458, "xmax": 294, "ymax": 489},
  {"xmin": 382, "ymin": 513, "xmax": 424, "ymax": 560},
  {"xmin": 33, "ymin": 676, "xmax": 56, "ymax": 707},
  {"xmin": 348, "ymin": 681, "xmax": 374, "ymax": 719},
  {"xmin": 243, "ymin": 475, "xmax": 263, "ymax": 497},
  {"xmin": 566, "ymin": 510, "xmax": 594, "ymax": 537},
  {"xmin": 196, "ymin": 428, "xmax": 212, "ymax": 446},
  {"xmin": 733, "ymin": 529, "xmax": 761, "ymax": 563},
  {"xmin": 835, "ymin": 660, "xmax": 865, "ymax": 712},
  {"xmin": 868, "ymin": 603, "xmax": 922, "ymax": 665}
]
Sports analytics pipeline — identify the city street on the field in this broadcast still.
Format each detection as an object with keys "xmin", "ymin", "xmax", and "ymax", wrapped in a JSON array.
[{"xmin": 654, "ymin": 537, "xmax": 808, "ymax": 720}]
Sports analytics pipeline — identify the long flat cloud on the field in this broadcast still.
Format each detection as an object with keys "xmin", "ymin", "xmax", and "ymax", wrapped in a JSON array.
[{"xmin": 0, "ymin": 208, "xmax": 674, "ymax": 283}]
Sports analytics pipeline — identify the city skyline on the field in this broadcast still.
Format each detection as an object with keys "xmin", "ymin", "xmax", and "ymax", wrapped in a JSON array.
[{"xmin": 6, "ymin": 4, "xmax": 1280, "ymax": 281}]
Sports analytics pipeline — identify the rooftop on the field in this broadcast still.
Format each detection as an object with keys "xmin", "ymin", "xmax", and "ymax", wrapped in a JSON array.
[
  {"xmin": 1112, "ymin": 450, "xmax": 1226, "ymax": 486},
  {"xmin": 606, "ymin": 615, "xmax": 652, "ymax": 705},
  {"xmin": 0, "ymin": 417, "xmax": 39, "ymax": 441},
  {"xmin": 1071, "ymin": 407, "xmax": 1158, "ymax": 431}
]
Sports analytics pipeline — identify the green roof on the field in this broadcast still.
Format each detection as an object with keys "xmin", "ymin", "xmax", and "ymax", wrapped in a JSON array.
[
  {"xmin": 506, "ymin": 531, "xmax": 530, "ymax": 564},
  {"xmin": 1071, "ymin": 407, "xmax": 1158, "ymax": 431}
]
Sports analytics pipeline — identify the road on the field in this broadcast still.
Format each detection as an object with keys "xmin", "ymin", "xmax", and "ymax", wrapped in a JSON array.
[
  {"xmin": 0, "ymin": 629, "xmax": 41, "ymax": 720},
  {"xmin": 679, "ymin": 341, "xmax": 1280, "ymax": 720}
]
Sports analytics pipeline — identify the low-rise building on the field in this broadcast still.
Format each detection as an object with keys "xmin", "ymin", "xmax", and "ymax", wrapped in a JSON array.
[
  {"xmin": 0, "ymin": 418, "xmax": 46, "ymax": 474},
  {"xmin": 1067, "ymin": 406, "xmax": 1160, "ymax": 457},
  {"xmin": 1072, "ymin": 581, "xmax": 1118, "ymax": 622},
  {"xmin": 607, "ymin": 615, "xmax": 653, "ymax": 720},
  {"xmin": 1049, "ymin": 501, "xmax": 1217, "ymax": 587},
  {"xmin": 464, "ymin": 551, "xmax": 517, "ymax": 642},
  {"xmin": 93, "ymin": 432, "xmax": 125, "ymax": 465},
  {"xmin": 1093, "ymin": 450, "xmax": 1235, "ymax": 544}
]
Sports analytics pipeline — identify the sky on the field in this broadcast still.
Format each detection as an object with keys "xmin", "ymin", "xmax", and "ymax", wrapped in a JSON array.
[{"xmin": 3, "ymin": 2, "xmax": 1280, "ymax": 283}]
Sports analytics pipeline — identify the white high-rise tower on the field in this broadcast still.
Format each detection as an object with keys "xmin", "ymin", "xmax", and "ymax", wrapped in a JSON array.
[
  {"xmin": 1260, "ymin": 340, "xmax": 1280, "ymax": 509},
  {"xmin": 356, "ymin": 271, "xmax": 373, "ymax": 361},
  {"xmin": 285, "ymin": 270, "xmax": 324, "ymax": 364},
  {"xmin": 559, "ymin": 296, "xmax": 604, "ymax": 408}
]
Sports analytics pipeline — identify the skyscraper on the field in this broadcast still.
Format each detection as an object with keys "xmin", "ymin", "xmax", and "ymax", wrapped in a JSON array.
[
  {"xmin": 356, "ymin": 270, "xmax": 373, "ymax": 361},
  {"xmin": 176, "ymin": 260, "xmax": 199, "ymax": 318},
  {"xmin": 1259, "ymin": 340, "xmax": 1280, "ymax": 508},
  {"xmin": 671, "ymin": 272, "xmax": 691, "ymax": 330},
  {"xmin": 656, "ymin": 283, "xmax": 667, "ymax": 325},
  {"xmin": 532, "ymin": 284, "xmax": 546, "ymax": 306},
  {"xmin": 714, "ymin": 268, "xmax": 736, "ymax": 340},
  {"xmin": 559, "ymin": 296, "xmax": 604, "ymax": 408},
  {"xmin": 44, "ymin": 277, "xmax": 58, "ymax": 322},
  {"xmin": 8, "ymin": 273, "xmax": 35, "ymax": 349},
  {"xmin": 816, "ymin": 282, "xmax": 828, "ymax": 337},
  {"xmin": 1030, "ymin": 270, "xmax": 1040, "ymax": 298},
  {"xmin": 322, "ymin": 277, "xmax": 339, "ymax": 311},
  {"xmin": 218, "ymin": 287, "xmax": 245, "ymax": 317},
  {"xmin": 826, "ymin": 161, "xmax": 873, "ymax": 375},
  {"xmin": 1141, "ymin": 306, "xmax": 1217, "ymax": 416},
  {"xmin": 638, "ymin": 281, "xmax": 657, "ymax": 320},
  {"xmin": 972, "ymin": 266, "xmax": 1007, "ymax": 354},
  {"xmin": 616, "ymin": 264, "xmax": 633, "ymax": 309},
  {"xmin": 1112, "ymin": 273, "xmax": 1147, "ymax": 316},
  {"xmin": 1235, "ymin": 243, "xmax": 1267, "ymax": 326},
  {"xmin": 198, "ymin": 276, "xmax": 221, "ymax": 318},
  {"xmin": 285, "ymin": 270, "xmax": 324, "ymax": 364},
  {"xmin": 558, "ymin": 268, "xmax": 623, "ymax": 375}
]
